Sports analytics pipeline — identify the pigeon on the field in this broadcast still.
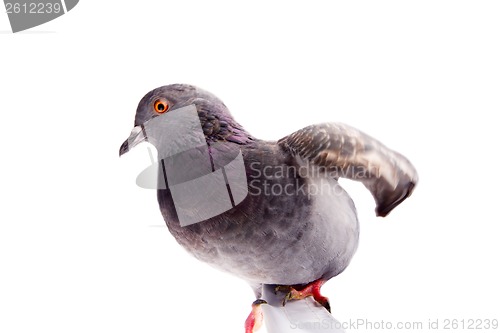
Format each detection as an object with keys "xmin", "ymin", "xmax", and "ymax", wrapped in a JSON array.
[{"xmin": 119, "ymin": 84, "xmax": 418, "ymax": 333}]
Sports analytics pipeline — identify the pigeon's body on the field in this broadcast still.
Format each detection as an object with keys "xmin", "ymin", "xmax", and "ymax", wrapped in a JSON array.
[
  {"xmin": 158, "ymin": 139, "xmax": 359, "ymax": 287},
  {"xmin": 120, "ymin": 84, "xmax": 418, "ymax": 332}
]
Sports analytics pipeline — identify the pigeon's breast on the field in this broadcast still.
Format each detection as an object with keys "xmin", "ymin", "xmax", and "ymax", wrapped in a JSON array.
[{"xmin": 157, "ymin": 142, "xmax": 360, "ymax": 285}]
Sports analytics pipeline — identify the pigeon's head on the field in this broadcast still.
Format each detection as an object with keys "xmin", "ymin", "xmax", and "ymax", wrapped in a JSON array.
[{"xmin": 119, "ymin": 84, "xmax": 251, "ymax": 156}]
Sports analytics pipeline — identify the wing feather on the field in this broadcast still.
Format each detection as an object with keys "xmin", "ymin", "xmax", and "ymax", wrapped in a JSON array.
[{"xmin": 278, "ymin": 123, "xmax": 418, "ymax": 216}]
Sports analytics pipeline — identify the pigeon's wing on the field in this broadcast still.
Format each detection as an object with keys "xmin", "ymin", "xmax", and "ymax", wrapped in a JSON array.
[{"xmin": 278, "ymin": 123, "xmax": 418, "ymax": 217}]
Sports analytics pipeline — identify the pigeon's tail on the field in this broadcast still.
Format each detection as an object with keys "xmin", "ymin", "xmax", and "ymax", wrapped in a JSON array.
[{"xmin": 260, "ymin": 285, "xmax": 345, "ymax": 333}]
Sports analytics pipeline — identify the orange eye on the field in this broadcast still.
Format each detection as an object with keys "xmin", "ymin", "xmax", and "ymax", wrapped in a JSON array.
[{"xmin": 154, "ymin": 99, "xmax": 169, "ymax": 113}]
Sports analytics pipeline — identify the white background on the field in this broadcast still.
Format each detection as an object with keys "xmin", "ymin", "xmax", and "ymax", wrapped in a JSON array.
[{"xmin": 1, "ymin": 1, "xmax": 499, "ymax": 332}]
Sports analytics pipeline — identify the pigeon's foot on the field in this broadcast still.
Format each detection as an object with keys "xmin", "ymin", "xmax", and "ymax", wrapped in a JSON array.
[
  {"xmin": 245, "ymin": 299, "xmax": 267, "ymax": 333},
  {"xmin": 277, "ymin": 279, "xmax": 331, "ymax": 312}
]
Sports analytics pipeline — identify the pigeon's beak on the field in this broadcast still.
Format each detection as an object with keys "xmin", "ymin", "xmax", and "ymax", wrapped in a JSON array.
[{"xmin": 119, "ymin": 125, "xmax": 147, "ymax": 157}]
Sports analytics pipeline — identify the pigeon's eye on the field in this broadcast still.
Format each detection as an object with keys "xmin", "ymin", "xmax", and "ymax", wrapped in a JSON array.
[{"xmin": 154, "ymin": 99, "xmax": 169, "ymax": 113}]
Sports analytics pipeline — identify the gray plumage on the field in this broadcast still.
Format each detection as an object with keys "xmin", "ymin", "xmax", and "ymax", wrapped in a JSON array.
[{"xmin": 119, "ymin": 83, "xmax": 418, "ymax": 300}]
